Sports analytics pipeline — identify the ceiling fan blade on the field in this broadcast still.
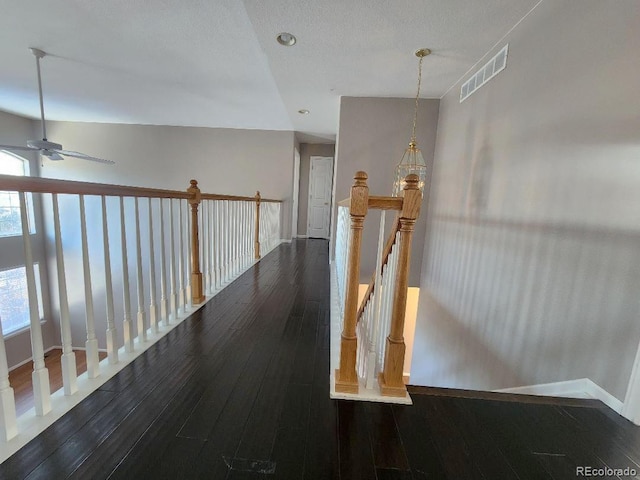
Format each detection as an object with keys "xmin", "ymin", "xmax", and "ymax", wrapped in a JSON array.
[
  {"xmin": 46, "ymin": 152, "xmax": 64, "ymax": 161},
  {"xmin": 0, "ymin": 144, "xmax": 40, "ymax": 152},
  {"xmin": 55, "ymin": 150, "xmax": 115, "ymax": 165}
]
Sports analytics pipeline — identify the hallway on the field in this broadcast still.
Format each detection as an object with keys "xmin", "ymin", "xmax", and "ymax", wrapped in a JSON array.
[{"xmin": 2, "ymin": 240, "xmax": 639, "ymax": 479}]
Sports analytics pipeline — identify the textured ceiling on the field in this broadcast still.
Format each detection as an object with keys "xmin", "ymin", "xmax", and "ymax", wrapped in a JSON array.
[{"xmin": 0, "ymin": 0, "xmax": 540, "ymax": 141}]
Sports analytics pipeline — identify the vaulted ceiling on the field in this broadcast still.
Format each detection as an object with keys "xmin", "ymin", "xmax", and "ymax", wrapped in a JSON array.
[{"xmin": 0, "ymin": 0, "xmax": 540, "ymax": 142}]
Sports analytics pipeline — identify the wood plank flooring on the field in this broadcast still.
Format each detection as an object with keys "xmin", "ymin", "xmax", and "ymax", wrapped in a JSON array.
[{"xmin": 2, "ymin": 239, "xmax": 639, "ymax": 479}]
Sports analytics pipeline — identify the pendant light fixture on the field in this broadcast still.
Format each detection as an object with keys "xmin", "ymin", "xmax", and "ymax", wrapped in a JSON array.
[{"xmin": 392, "ymin": 48, "xmax": 431, "ymax": 197}]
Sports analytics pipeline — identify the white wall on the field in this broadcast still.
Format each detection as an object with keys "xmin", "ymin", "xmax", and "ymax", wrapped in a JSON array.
[
  {"xmin": 0, "ymin": 110, "xmax": 57, "ymax": 367},
  {"xmin": 37, "ymin": 121, "xmax": 295, "ymax": 351},
  {"xmin": 411, "ymin": 0, "xmax": 640, "ymax": 401}
]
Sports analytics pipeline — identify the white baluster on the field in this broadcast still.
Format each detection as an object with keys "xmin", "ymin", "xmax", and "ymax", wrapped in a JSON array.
[
  {"xmin": 224, "ymin": 200, "xmax": 229, "ymax": 283},
  {"xmin": 52, "ymin": 193, "xmax": 78, "ymax": 395},
  {"xmin": 366, "ymin": 211, "xmax": 387, "ymax": 389},
  {"xmin": 215, "ymin": 201, "xmax": 221, "ymax": 289},
  {"xmin": 148, "ymin": 198, "xmax": 159, "ymax": 334},
  {"xmin": 258, "ymin": 202, "xmax": 263, "ymax": 256},
  {"xmin": 269, "ymin": 203, "xmax": 274, "ymax": 251},
  {"xmin": 159, "ymin": 199, "xmax": 168, "ymax": 326},
  {"xmin": 120, "ymin": 196, "xmax": 134, "ymax": 352},
  {"xmin": 185, "ymin": 199, "xmax": 192, "ymax": 307},
  {"xmin": 0, "ymin": 314, "xmax": 17, "ymax": 440},
  {"xmin": 262, "ymin": 203, "xmax": 266, "ymax": 252},
  {"xmin": 243, "ymin": 201, "xmax": 248, "ymax": 267},
  {"xmin": 230, "ymin": 202, "xmax": 235, "ymax": 277},
  {"xmin": 242, "ymin": 201, "xmax": 248, "ymax": 268},
  {"xmin": 19, "ymin": 192, "xmax": 50, "ymax": 415},
  {"xmin": 178, "ymin": 196, "xmax": 186, "ymax": 309},
  {"xmin": 229, "ymin": 200, "xmax": 233, "ymax": 279},
  {"xmin": 235, "ymin": 202, "xmax": 240, "ymax": 273},
  {"xmin": 232, "ymin": 201, "xmax": 236, "ymax": 275},
  {"xmin": 134, "ymin": 198, "xmax": 147, "ymax": 342},
  {"xmin": 102, "ymin": 196, "xmax": 118, "ymax": 364},
  {"xmin": 237, "ymin": 202, "xmax": 243, "ymax": 270},
  {"xmin": 202, "ymin": 199, "xmax": 209, "ymax": 295},
  {"xmin": 228, "ymin": 200, "xmax": 233, "ymax": 278},
  {"xmin": 222, "ymin": 201, "xmax": 228, "ymax": 283},
  {"xmin": 169, "ymin": 198, "xmax": 178, "ymax": 321},
  {"xmin": 210, "ymin": 200, "xmax": 216, "ymax": 288},
  {"xmin": 79, "ymin": 195, "xmax": 99, "ymax": 378}
]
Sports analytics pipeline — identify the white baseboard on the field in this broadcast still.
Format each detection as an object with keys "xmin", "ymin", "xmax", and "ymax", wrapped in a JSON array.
[
  {"xmin": 495, "ymin": 378, "xmax": 623, "ymax": 413},
  {"xmin": 295, "ymin": 235, "xmax": 308, "ymax": 239},
  {"xmin": 281, "ymin": 238, "xmax": 292, "ymax": 244}
]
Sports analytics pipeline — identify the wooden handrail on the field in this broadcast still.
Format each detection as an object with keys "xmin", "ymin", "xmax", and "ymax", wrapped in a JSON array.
[
  {"xmin": 368, "ymin": 196, "xmax": 403, "ymax": 211},
  {"xmin": 0, "ymin": 174, "xmax": 282, "ymax": 203},
  {"xmin": 356, "ymin": 216, "xmax": 400, "ymax": 320},
  {"xmin": 0, "ymin": 174, "xmax": 191, "ymax": 199},
  {"xmin": 201, "ymin": 192, "xmax": 281, "ymax": 203},
  {"xmin": 340, "ymin": 196, "xmax": 402, "ymax": 211}
]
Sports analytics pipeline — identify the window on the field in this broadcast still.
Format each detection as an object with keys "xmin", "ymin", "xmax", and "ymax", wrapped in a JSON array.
[
  {"xmin": 0, "ymin": 150, "xmax": 34, "ymax": 236},
  {"xmin": 0, "ymin": 151, "xmax": 41, "ymax": 336},
  {"xmin": 0, "ymin": 265, "xmax": 43, "ymax": 336}
]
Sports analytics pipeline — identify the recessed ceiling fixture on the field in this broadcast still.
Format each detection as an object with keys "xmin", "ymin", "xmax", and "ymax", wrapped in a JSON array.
[
  {"xmin": 392, "ymin": 48, "xmax": 431, "ymax": 197},
  {"xmin": 276, "ymin": 32, "xmax": 297, "ymax": 46},
  {"xmin": 298, "ymin": 109, "xmax": 310, "ymax": 115}
]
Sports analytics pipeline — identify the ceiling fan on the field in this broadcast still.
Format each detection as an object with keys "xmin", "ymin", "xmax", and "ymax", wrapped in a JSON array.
[{"xmin": 0, "ymin": 48, "xmax": 115, "ymax": 165}]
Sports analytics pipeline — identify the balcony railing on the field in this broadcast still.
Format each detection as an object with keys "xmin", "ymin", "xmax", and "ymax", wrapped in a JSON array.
[{"xmin": 0, "ymin": 174, "xmax": 281, "ymax": 457}]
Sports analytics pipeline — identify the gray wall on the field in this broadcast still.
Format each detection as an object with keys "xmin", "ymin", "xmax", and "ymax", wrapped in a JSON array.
[
  {"xmin": 334, "ymin": 97, "xmax": 439, "ymax": 286},
  {"xmin": 44, "ymin": 121, "xmax": 295, "ymax": 238},
  {"xmin": 37, "ymin": 121, "xmax": 295, "ymax": 351},
  {"xmin": 0, "ymin": 110, "xmax": 56, "ymax": 368},
  {"xmin": 297, "ymin": 143, "xmax": 335, "ymax": 236},
  {"xmin": 411, "ymin": 0, "xmax": 640, "ymax": 401}
]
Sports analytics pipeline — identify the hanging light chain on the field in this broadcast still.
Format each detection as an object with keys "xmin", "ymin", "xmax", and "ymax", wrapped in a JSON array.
[{"xmin": 410, "ymin": 54, "xmax": 424, "ymax": 145}]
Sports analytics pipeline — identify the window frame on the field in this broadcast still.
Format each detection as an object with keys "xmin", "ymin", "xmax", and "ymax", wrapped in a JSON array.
[{"xmin": 0, "ymin": 150, "xmax": 36, "ymax": 237}]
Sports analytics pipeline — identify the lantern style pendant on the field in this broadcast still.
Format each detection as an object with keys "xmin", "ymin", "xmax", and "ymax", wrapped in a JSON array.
[{"xmin": 393, "ymin": 48, "xmax": 431, "ymax": 198}]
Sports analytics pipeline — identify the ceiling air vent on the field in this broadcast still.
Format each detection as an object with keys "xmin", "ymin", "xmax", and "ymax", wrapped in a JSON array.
[{"xmin": 460, "ymin": 44, "xmax": 509, "ymax": 103}]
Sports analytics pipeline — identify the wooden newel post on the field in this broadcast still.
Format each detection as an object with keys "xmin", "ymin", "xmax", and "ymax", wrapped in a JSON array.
[
  {"xmin": 254, "ymin": 191, "xmax": 261, "ymax": 259},
  {"xmin": 188, "ymin": 180, "xmax": 205, "ymax": 304},
  {"xmin": 335, "ymin": 171, "xmax": 369, "ymax": 394},
  {"xmin": 379, "ymin": 174, "xmax": 421, "ymax": 397}
]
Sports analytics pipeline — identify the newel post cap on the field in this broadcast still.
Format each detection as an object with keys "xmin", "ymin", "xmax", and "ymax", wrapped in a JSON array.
[
  {"xmin": 354, "ymin": 171, "xmax": 368, "ymax": 187},
  {"xmin": 187, "ymin": 179, "xmax": 201, "ymax": 204},
  {"xmin": 403, "ymin": 174, "xmax": 420, "ymax": 190}
]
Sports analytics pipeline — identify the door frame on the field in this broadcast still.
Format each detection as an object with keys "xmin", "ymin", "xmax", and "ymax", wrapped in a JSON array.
[{"xmin": 306, "ymin": 156, "xmax": 334, "ymax": 239}]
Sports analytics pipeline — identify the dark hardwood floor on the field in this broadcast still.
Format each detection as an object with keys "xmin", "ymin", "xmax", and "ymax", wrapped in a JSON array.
[{"xmin": 2, "ymin": 239, "xmax": 639, "ymax": 479}]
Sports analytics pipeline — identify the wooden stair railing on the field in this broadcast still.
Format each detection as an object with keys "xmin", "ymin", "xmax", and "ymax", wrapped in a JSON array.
[
  {"xmin": 335, "ymin": 171, "xmax": 422, "ymax": 397},
  {"xmin": 0, "ymin": 174, "xmax": 281, "ymax": 446}
]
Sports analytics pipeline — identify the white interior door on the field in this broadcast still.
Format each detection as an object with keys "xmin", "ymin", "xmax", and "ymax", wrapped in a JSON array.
[{"xmin": 307, "ymin": 156, "xmax": 333, "ymax": 239}]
